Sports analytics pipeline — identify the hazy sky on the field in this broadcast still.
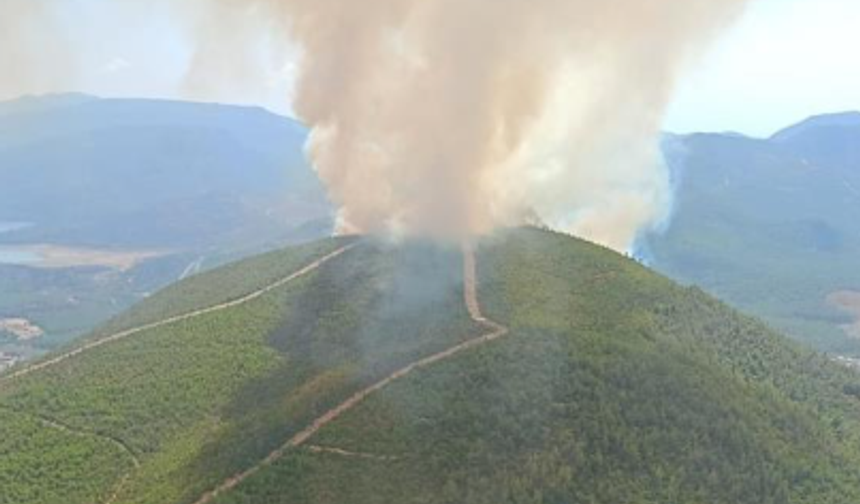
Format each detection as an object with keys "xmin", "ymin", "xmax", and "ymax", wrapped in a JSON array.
[
  {"xmin": 8, "ymin": 0, "xmax": 860, "ymax": 137},
  {"xmin": 665, "ymin": 0, "xmax": 860, "ymax": 136}
]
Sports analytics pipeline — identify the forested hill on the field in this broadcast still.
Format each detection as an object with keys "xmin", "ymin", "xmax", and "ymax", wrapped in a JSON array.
[
  {"xmin": 0, "ymin": 93, "xmax": 332, "ymax": 356},
  {"xmin": 645, "ymin": 112, "xmax": 860, "ymax": 354},
  {"xmin": 3, "ymin": 228, "xmax": 860, "ymax": 504}
]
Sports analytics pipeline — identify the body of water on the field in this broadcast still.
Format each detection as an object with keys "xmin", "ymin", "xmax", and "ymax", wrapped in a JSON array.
[
  {"xmin": 0, "ymin": 247, "xmax": 42, "ymax": 266},
  {"xmin": 0, "ymin": 222, "xmax": 40, "ymax": 265}
]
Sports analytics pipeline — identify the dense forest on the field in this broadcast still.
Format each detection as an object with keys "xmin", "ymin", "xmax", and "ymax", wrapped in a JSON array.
[{"xmin": 2, "ymin": 228, "xmax": 860, "ymax": 504}]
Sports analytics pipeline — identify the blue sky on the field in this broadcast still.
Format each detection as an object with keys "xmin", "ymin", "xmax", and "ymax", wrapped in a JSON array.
[{"xmin": 16, "ymin": 0, "xmax": 860, "ymax": 137}]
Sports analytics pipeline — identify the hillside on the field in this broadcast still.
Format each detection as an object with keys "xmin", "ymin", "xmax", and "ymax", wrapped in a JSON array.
[
  {"xmin": 3, "ymin": 228, "xmax": 860, "ymax": 504},
  {"xmin": 644, "ymin": 113, "xmax": 860, "ymax": 354},
  {"xmin": 0, "ymin": 94, "xmax": 331, "ymax": 359}
]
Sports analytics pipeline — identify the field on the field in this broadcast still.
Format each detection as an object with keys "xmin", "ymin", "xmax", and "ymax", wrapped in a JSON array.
[{"xmin": 0, "ymin": 245, "xmax": 167, "ymax": 270}]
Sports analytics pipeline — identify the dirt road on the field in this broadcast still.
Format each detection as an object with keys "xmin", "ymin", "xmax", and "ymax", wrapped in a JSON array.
[
  {"xmin": 0, "ymin": 244, "xmax": 357, "ymax": 386},
  {"xmin": 306, "ymin": 444, "xmax": 399, "ymax": 462},
  {"xmin": 192, "ymin": 243, "xmax": 508, "ymax": 504},
  {"xmin": 0, "ymin": 404, "xmax": 141, "ymax": 504},
  {"xmin": 35, "ymin": 414, "xmax": 142, "ymax": 504}
]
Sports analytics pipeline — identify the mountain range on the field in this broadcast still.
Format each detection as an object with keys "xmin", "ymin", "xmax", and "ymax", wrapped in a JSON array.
[
  {"xmin": 2, "ymin": 93, "xmax": 859, "ymax": 363},
  {"xmin": 0, "ymin": 94, "xmax": 330, "ymax": 355},
  {"xmin": 0, "ymin": 93, "xmax": 328, "ymax": 249}
]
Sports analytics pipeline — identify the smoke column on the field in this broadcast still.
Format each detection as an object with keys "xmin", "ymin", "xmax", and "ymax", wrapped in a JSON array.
[
  {"xmin": 2, "ymin": 0, "xmax": 749, "ymax": 250},
  {"xmin": 0, "ymin": 0, "xmax": 77, "ymax": 100},
  {"xmin": 185, "ymin": 0, "xmax": 748, "ymax": 249}
]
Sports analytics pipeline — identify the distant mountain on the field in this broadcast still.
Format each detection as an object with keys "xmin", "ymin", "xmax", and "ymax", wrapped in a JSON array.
[
  {"xmin": 771, "ymin": 111, "xmax": 860, "ymax": 144},
  {"xmin": 4, "ymin": 229, "xmax": 860, "ymax": 504},
  {"xmin": 0, "ymin": 93, "xmax": 98, "ymax": 118},
  {"xmin": 0, "ymin": 94, "xmax": 331, "ymax": 355},
  {"xmin": 644, "ymin": 112, "xmax": 860, "ymax": 354},
  {"xmin": 6, "ymin": 95, "xmax": 860, "ymax": 363},
  {"xmin": 0, "ymin": 93, "xmax": 329, "ymax": 249},
  {"xmin": 771, "ymin": 112, "xmax": 860, "ymax": 172}
]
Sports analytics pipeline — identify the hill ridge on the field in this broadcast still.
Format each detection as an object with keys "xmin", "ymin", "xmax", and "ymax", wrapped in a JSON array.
[
  {"xmin": 192, "ymin": 243, "xmax": 509, "ymax": 504},
  {"xmin": 771, "ymin": 110, "xmax": 860, "ymax": 142},
  {"xmin": 5, "ymin": 229, "xmax": 860, "ymax": 504},
  {"xmin": 0, "ymin": 244, "xmax": 357, "ymax": 386}
]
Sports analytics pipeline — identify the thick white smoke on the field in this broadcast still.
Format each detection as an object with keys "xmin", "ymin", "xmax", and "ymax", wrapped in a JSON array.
[
  {"xmin": 0, "ymin": 0, "xmax": 78, "ymax": 100},
  {"xmin": 2, "ymin": 0, "xmax": 749, "ymax": 250},
  {"xmin": 184, "ymin": 0, "xmax": 748, "ymax": 249}
]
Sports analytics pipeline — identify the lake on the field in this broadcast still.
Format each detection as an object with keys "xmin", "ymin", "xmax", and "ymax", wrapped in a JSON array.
[{"xmin": 0, "ymin": 247, "xmax": 43, "ymax": 266}]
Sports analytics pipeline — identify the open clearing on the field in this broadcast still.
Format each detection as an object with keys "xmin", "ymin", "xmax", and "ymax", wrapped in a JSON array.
[
  {"xmin": 0, "ymin": 245, "xmax": 166, "ymax": 270},
  {"xmin": 0, "ymin": 319, "xmax": 44, "ymax": 341}
]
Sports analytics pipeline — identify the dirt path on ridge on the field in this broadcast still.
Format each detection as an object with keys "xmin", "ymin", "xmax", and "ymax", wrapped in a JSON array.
[
  {"xmin": 33, "ymin": 414, "xmax": 143, "ymax": 504},
  {"xmin": 0, "ymin": 244, "xmax": 357, "ymax": 386},
  {"xmin": 192, "ymin": 243, "xmax": 509, "ymax": 504},
  {"xmin": 305, "ymin": 444, "xmax": 400, "ymax": 462},
  {"xmin": 0, "ymin": 245, "xmax": 358, "ymax": 504},
  {"xmin": 0, "ymin": 404, "xmax": 141, "ymax": 504}
]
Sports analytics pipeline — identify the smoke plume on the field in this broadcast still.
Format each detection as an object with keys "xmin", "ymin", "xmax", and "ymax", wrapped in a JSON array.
[
  {"xmin": 184, "ymin": 0, "xmax": 748, "ymax": 249},
  {"xmin": 0, "ymin": 0, "xmax": 78, "ymax": 100},
  {"xmin": 2, "ymin": 0, "xmax": 749, "ymax": 250}
]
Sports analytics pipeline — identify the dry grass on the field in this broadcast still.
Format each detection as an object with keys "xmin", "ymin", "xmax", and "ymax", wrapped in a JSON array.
[{"xmin": 4, "ymin": 245, "xmax": 167, "ymax": 271}]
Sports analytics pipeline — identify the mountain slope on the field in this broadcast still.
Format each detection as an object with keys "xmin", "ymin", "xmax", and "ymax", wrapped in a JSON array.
[
  {"xmin": 644, "ymin": 114, "xmax": 860, "ymax": 354},
  {"xmin": 2, "ymin": 228, "xmax": 860, "ymax": 504},
  {"xmin": 0, "ymin": 94, "xmax": 331, "ymax": 358},
  {"xmin": 0, "ymin": 94, "xmax": 328, "ymax": 249},
  {"xmin": 771, "ymin": 111, "xmax": 860, "ymax": 145}
]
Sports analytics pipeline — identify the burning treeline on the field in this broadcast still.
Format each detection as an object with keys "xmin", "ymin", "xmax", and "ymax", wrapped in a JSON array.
[{"xmin": 3, "ymin": 0, "xmax": 748, "ymax": 250}]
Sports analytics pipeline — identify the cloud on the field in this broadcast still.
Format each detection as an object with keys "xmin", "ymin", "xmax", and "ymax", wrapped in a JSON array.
[{"xmin": 101, "ymin": 57, "xmax": 132, "ymax": 74}]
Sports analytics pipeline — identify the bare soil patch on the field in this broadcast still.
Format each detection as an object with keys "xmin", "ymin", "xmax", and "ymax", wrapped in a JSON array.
[
  {"xmin": 0, "ymin": 318, "xmax": 44, "ymax": 341},
  {"xmin": 0, "ymin": 245, "xmax": 167, "ymax": 271}
]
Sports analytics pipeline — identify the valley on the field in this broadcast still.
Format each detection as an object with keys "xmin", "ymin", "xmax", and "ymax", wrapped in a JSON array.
[
  {"xmin": 0, "ymin": 245, "xmax": 166, "ymax": 271},
  {"xmin": 0, "ymin": 95, "xmax": 332, "ymax": 361},
  {"xmin": 644, "ymin": 113, "xmax": 860, "ymax": 355}
]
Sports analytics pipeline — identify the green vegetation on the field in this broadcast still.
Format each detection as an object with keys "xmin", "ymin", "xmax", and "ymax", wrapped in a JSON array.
[
  {"xmin": 3, "ymin": 229, "xmax": 860, "ymax": 503},
  {"xmin": 0, "ymin": 238, "xmax": 479, "ymax": 504},
  {"xmin": 0, "ymin": 255, "xmax": 192, "ymax": 353},
  {"xmin": 0, "ymin": 408, "xmax": 132, "ymax": 504},
  {"xmin": 89, "ymin": 239, "xmax": 350, "ymax": 336},
  {"xmin": 0, "ymin": 93, "xmax": 331, "ymax": 358},
  {"xmin": 645, "ymin": 123, "xmax": 860, "ymax": 355}
]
